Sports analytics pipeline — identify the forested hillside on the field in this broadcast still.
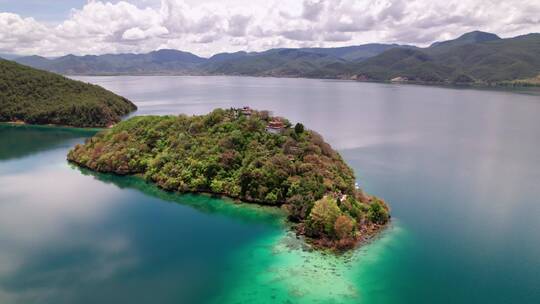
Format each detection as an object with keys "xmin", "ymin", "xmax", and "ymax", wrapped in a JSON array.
[
  {"xmin": 353, "ymin": 32, "xmax": 540, "ymax": 84},
  {"xmin": 0, "ymin": 59, "xmax": 137, "ymax": 127},
  {"xmin": 12, "ymin": 31, "xmax": 540, "ymax": 85}
]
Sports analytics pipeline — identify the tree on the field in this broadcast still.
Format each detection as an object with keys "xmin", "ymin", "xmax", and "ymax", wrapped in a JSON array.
[
  {"xmin": 368, "ymin": 200, "xmax": 389, "ymax": 224},
  {"xmin": 294, "ymin": 123, "xmax": 304, "ymax": 134},
  {"xmin": 334, "ymin": 215, "xmax": 356, "ymax": 239},
  {"xmin": 308, "ymin": 196, "xmax": 342, "ymax": 237}
]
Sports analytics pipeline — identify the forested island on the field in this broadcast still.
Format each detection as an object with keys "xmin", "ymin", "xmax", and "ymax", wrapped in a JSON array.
[
  {"xmin": 68, "ymin": 108, "xmax": 390, "ymax": 250},
  {"xmin": 0, "ymin": 59, "xmax": 137, "ymax": 127}
]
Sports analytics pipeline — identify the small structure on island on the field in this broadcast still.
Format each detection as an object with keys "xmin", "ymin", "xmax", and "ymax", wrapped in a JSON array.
[
  {"xmin": 390, "ymin": 76, "xmax": 408, "ymax": 83},
  {"xmin": 266, "ymin": 118, "xmax": 285, "ymax": 134},
  {"xmin": 352, "ymin": 74, "xmax": 370, "ymax": 81},
  {"xmin": 241, "ymin": 106, "xmax": 253, "ymax": 116}
]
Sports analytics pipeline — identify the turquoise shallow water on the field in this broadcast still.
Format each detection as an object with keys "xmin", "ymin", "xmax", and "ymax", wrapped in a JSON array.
[{"xmin": 1, "ymin": 77, "xmax": 540, "ymax": 303}]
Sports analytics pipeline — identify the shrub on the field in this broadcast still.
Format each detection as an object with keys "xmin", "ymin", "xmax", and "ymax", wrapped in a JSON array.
[
  {"xmin": 334, "ymin": 214, "xmax": 356, "ymax": 239},
  {"xmin": 294, "ymin": 123, "xmax": 305, "ymax": 134},
  {"xmin": 307, "ymin": 196, "xmax": 342, "ymax": 237},
  {"xmin": 368, "ymin": 200, "xmax": 390, "ymax": 224}
]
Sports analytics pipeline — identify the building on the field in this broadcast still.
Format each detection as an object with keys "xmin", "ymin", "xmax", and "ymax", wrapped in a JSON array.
[
  {"xmin": 390, "ymin": 76, "xmax": 408, "ymax": 83},
  {"xmin": 266, "ymin": 118, "xmax": 285, "ymax": 134},
  {"xmin": 241, "ymin": 106, "xmax": 253, "ymax": 116}
]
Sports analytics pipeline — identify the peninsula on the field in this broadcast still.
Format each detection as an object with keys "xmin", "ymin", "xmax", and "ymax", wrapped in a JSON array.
[
  {"xmin": 67, "ymin": 108, "xmax": 390, "ymax": 250},
  {"xmin": 0, "ymin": 59, "xmax": 137, "ymax": 128}
]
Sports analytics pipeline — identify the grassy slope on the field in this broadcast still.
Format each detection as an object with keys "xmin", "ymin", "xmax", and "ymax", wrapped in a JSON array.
[{"xmin": 0, "ymin": 59, "xmax": 137, "ymax": 127}]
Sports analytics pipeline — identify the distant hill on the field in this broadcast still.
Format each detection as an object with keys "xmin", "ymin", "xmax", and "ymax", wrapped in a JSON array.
[
  {"xmin": 15, "ymin": 49, "xmax": 206, "ymax": 75},
  {"xmin": 207, "ymin": 51, "xmax": 249, "ymax": 63},
  {"xmin": 202, "ymin": 49, "xmax": 353, "ymax": 78},
  {"xmin": 0, "ymin": 53, "xmax": 19, "ymax": 60},
  {"xmin": 14, "ymin": 55, "xmax": 51, "ymax": 69},
  {"xmin": 12, "ymin": 31, "xmax": 540, "ymax": 85},
  {"xmin": 354, "ymin": 32, "xmax": 540, "ymax": 84},
  {"xmin": 0, "ymin": 59, "xmax": 136, "ymax": 127},
  {"xmin": 430, "ymin": 31, "xmax": 501, "ymax": 49},
  {"xmin": 15, "ymin": 44, "xmax": 403, "ymax": 76},
  {"xmin": 298, "ymin": 43, "xmax": 409, "ymax": 61}
]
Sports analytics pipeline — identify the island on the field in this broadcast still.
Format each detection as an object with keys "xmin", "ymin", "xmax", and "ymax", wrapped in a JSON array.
[
  {"xmin": 67, "ymin": 108, "xmax": 389, "ymax": 250},
  {"xmin": 0, "ymin": 59, "xmax": 137, "ymax": 128}
]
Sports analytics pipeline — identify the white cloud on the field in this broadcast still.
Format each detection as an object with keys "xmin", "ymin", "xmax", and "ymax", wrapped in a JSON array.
[
  {"xmin": 0, "ymin": 0, "xmax": 540, "ymax": 57},
  {"xmin": 122, "ymin": 26, "xmax": 169, "ymax": 40},
  {"xmin": 0, "ymin": 13, "xmax": 49, "ymax": 54},
  {"xmin": 228, "ymin": 14, "xmax": 251, "ymax": 37},
  {"xmin": 302, "ymin": 0, "xmax": 325, "ymax": 21}
]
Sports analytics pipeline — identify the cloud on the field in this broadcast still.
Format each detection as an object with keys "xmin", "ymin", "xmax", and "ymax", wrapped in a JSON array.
[
  {"xmin": 302, "ymin": 0, "xmax": 325, "ymax": 21},
  {"xmin": 281, "ymin": 29, "xmax": 317, "ymax": 41},
  {"xmin": 228, "ymin": 14, "xmax": 251, "ymax": 37},
  {"xmin": 323, "ymin": 32, "xmax": 352, "ymax": 42},
  {"xmin": 122, "ymin": 26, "xmax": 169, "ymax": 40},
  {"xmin": 122, "ymin": 27, "xmax": 146, "ymax": 40},
  {"xmin": 0, "ymin": 13, "xmax": 49, "ymax": 54},
  {"xmin": 0, "ymin": 0, "xmax": 540, "ymax": 57}
]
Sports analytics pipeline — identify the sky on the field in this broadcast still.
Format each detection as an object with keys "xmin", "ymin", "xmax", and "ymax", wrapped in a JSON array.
[{"xmin": 1, "ymin": 0, "xmax": 540, "ymax": 57}]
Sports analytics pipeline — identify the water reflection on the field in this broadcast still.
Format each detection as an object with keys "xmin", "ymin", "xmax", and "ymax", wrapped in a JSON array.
[
  {"xmin": 73, "ymin": 165, "xmax": 286, "ymax": 226},
  {"xmin": 0, "ymin": 124, "xmax": 96, "ymax": 161},
  {"xmin": 0, "ymin": 128, "xmax": 282, "ymax": 304}
]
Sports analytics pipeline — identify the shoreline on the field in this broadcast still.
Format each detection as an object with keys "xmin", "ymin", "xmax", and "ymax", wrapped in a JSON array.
[
  {"xmin": 69, "ymin": 73, "xmax": 540, "ymax": 89},
  {"xmin": 296, "ymin": 220, "xmax": 390, "ymax": 252},
  {"xmin": 0, "ymin": 121, "xmax": 105, "ymax": 132}
]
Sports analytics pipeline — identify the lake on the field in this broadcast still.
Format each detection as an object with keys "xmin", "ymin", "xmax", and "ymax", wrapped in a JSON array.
[{"xmin": 1, "ymin": 76, "xmax": 540, "ymax": 303}]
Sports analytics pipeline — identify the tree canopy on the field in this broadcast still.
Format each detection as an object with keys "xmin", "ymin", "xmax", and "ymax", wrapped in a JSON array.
[{"xmin": 0, "ymin": 59, "xmax": 136, "ymax": 127}]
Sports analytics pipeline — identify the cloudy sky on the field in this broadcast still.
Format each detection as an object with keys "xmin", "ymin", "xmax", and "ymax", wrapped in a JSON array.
[{"xmin": 1, "ymin": 0, "xmax": 540, "ymax": 57}]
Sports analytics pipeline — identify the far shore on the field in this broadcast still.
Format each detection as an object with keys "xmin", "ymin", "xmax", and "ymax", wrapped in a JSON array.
[
  {"xmin": 69, "ymin": 73, "xmax": 540, "ymax": 89},
  {"xmin": 1, "ymin": 121, "xmax": 105, "ymax": 132}
]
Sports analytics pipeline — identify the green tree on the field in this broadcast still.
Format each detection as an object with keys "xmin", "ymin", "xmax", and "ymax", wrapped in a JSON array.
[
  {"xmin": 334, "ymin": 214, "xmax": 356, "ymax": 239},
  {"xmin": 308, "ymin": 196, "xmax": 342, "ymax": 237},
  {"xmin": 368, "ymin": 200, "xmax": 389, "ymax": 224},
  {"xmin": 294, "ymin": 123, "xmax": 305, "ymax": 134}
]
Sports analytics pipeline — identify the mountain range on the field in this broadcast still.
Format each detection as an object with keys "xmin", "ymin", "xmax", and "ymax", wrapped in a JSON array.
[{"xmin": 11, "ymin": 31, "xmax": 540, "ymax": 86}]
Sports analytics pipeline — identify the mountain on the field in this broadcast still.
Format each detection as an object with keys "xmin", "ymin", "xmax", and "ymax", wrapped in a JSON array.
[
  {"xmin": 208, "ymin": 51, "xmax": 249, "ymax": 63},
  {"xmin": 202, "ymin": 48, "xmax": 353, "ymax": 78},
  {"xmin": 298, "ymin": 43, "xmax": 409, "ymax": 61},
  {"xmin": 12, "ymin": 31, "xmax": 540, "ymax": 85},
  {"xmin": 15, "ymin": 44, "xmax": 402, "ymax": 76},
  {"xmin": 0, "ymin": 53, "xmax": 19, "ymax": 60},
  {"xmin": 0, "ymin": 59, "xmax": 137, "ymax": 127},
  {"xmin": 430, "ymin": 31, "xmax": 501, "ymax": 49},
  {"xmin": 147, "ymin": 49, "xmax": 205, "ymax": 64},
  {"xmin": 15, "ymin": 49, "xmax": 206, "ymax": 75},
  {"xmin": 353, "ymin": 32, "xmax": 540, "ymax": 84},
  {"xmin": 13, "ymin": 55, "xmax": 51, "ymax": 69}
]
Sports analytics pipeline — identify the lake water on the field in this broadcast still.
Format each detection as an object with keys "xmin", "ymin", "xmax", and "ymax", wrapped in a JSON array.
[{"xmin": 1, "ymin": 76, "xmax": 540, "ymax": 303}]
